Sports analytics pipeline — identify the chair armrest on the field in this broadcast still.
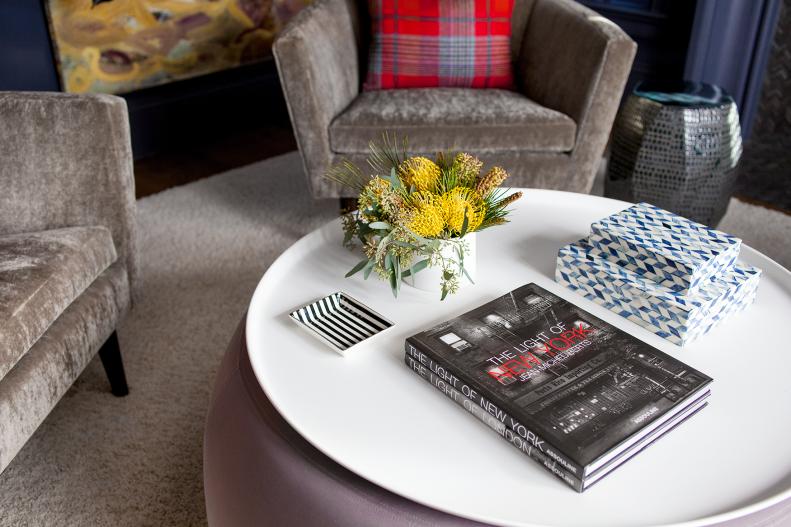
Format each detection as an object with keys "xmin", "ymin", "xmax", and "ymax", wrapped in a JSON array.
[
  {"xmin": 517, "ymin": 0, "xmax": 636, "ymax": 180},
  {"xmin": 273, "ymin": 0, "xmax": 362, "ymax": 196},
  {"xmin": 0, "ymin": 91, "xmax": 138, "ymax": 300}
]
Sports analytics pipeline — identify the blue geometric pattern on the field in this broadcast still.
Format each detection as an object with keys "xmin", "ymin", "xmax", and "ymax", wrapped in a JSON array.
[
  {"xmin": 556, "ymin": 241, "xmax": 761, "ymax": 346},
  {"xmin": 555, "ymin": 204, "xmax": 761, "ymax": 347},
  {"xmin": 589, "ymin": 202, "xmax": 741, "ymax": 295}
]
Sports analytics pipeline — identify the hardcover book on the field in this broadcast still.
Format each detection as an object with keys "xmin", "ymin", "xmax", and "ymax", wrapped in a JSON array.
[{"xmin": 405, "ymin": 283, "xmax": 712, "ymax": 490}]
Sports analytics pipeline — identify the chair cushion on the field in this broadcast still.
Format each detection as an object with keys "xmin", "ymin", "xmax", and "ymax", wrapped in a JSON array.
[
  {"xmin": 0, "ymin": 262, "xmax": 129, "ymax": 473},
  {"xmin": 0, "ymin": 227, "xmax": 117, "ymax": 381},
  {"xmin": 330, "ymin": 88, "xmax": 576, "ymax": 154},
  {"xmin": 364, "ymin": 0, "xmax": 515, "ymax": 90}
]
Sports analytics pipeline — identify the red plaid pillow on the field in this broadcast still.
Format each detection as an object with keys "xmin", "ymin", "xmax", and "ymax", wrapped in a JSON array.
[{"xmin": 364, "ymin": 0, "xmax": 516, "ymax": 90}]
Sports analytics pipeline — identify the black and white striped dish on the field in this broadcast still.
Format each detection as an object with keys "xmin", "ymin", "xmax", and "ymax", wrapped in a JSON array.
[{"xmin": 289, "ymin": 292, "xmax": 393, "ymax": 355}]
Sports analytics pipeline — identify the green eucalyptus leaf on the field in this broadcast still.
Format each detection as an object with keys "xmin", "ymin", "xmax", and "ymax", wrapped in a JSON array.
[
  {"xmin": 460, "ymin": 213, "xmax": 469, "ymax": 237},
  {"xmin": 455, "ymin": 241, "xmax": 464, "ymax": 260},
  {"xmin": 363, "ymin": 258, "xmax": 376, "ymax": 280},
  {"xmin": 345, "ymin": 258, "xmax": 370, "ymax": 278},
  {"xmin": 388, "ymin": 167, "xmax": 401, "ymax": 190},
  {"xmin": 462, "ymin": 265, "xmax": 475, "ymax": 284},
  {"xmin": 357, "ymin": 222, "xmax": 372, "ymax": 243},
  {"xmin": 411, "ymin": 234, "xmax": 429, "ymax": 245},
  {"xmin": 404, "ymin": 258, "xmax": 429, "ymax": 278},
  {"xmin": 441, "ymin": 286, "xmax": 449, "ymax": 301},
  {"xmin": 388, "ymin": 255, "xmax": 399, "ymax": 297},
  {"xmin": 369, "ymin": 221, "xmax": 391, "ymax": 230},
  {"xmin": 376, "ymin": 233, "xmax": 391, "ymax": 252},
  {"xmin": 392, "ymin": 240, "xmax": 419, "ymax": 250}
]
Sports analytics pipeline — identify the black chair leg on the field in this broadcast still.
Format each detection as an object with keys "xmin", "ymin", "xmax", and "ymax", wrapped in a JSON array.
[{"xmin": 99, "ymin": 331, "xmax": 129, "ymax": 397}]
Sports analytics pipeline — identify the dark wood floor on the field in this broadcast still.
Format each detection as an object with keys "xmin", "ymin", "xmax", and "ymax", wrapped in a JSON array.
[
  {"xmin": 134, "ymin": 121, "xmax": 789, "ymax": 217},
  {"xmin": 133, "ymin": 121, "xmax": 296, "ymax": 199}
]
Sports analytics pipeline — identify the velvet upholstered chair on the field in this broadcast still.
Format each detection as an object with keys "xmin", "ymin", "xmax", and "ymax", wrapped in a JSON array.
[
  {"xmin": 273, "ymin": 0, "xmax": 636, "ymax": 198},
  {"xmin": 0, "ymin": 92, "xmax": 137, "ymax": 474}
]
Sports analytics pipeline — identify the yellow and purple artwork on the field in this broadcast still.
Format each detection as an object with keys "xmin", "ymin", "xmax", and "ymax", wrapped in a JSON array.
[{"xmin": 45, "ymin": 0, "xmax": 309, "ymax": 94}]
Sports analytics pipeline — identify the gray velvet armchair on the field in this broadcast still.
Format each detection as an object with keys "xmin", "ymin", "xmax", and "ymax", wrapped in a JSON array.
[
  {"xmin": 0, "ymin": 92, "xmax": 137, "ymax": 473},
  {"xmin": 274, "ymin": 0, "xmax": 636, "ymax": 198}
]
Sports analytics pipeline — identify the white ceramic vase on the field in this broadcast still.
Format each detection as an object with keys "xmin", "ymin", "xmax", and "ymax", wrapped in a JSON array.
[{"xmin": 407, "ymin": 233, "xmax": 477, "ymax": 293}]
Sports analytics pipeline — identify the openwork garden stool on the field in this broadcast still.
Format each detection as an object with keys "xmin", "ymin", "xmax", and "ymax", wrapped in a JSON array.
[{"xmin": 605, "ymin": 81, "xmax": 742, "ymax": 226}]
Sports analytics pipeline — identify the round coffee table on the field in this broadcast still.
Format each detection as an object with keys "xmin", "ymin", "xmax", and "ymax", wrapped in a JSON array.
[{"xmin": 209, "ymin": 190, "xmax": 791, "ymax": 526}]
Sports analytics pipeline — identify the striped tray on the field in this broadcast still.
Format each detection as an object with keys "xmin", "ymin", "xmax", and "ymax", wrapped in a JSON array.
[{"xmin": 289, "ymin": 292, "xmax": 393, "ymax": 356}]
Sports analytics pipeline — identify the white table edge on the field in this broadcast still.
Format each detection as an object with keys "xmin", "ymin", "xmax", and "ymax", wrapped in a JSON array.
[{"xmin": 245, "ymin": 189, "xmax": 791, "ymax": 527}]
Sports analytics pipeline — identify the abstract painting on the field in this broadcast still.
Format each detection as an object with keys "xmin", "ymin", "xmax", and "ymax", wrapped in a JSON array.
[{"xmin": 45, "ymin": 0, "xmax": 309, "ymax": 94}]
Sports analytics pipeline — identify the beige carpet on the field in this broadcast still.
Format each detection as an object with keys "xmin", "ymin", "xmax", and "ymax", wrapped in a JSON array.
[{"xmin": 0, "ymin": 152, "xmax": 788, "ymax": 526}]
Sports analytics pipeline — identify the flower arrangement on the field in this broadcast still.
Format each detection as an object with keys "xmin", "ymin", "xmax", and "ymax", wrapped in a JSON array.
[{"xmin": 326, "ymin": 135, "xmax": 522, "ymax": 299}]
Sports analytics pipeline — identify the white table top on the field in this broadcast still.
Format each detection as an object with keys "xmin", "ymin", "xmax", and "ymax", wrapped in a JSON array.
[{"xmin": 246, "ymin": 190, "xmax": 791, "ymax": 527}]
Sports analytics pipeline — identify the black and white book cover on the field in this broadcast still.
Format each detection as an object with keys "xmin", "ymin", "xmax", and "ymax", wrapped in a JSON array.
[
  {"xmin": 406, "ymin": 283, "xmax": 712, "ymax": 475},
  {"xmin": 404, "ymin": 353, "xmax": 585, "ymax": 491}
]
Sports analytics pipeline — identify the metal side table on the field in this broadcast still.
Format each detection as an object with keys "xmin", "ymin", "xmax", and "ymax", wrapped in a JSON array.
[{"xmin": 605, "ymin": 81, "xmax": 742, "ymax": 226}]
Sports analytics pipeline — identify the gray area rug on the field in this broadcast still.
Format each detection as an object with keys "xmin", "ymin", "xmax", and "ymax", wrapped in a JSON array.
[{"xmin": 0, "ymin": 151, "xmax": 788, "ymax": 526}]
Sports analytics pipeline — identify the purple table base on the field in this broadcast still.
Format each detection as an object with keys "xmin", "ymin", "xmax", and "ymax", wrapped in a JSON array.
[{"xmin": 204, "ymin": 318, "xmax": 791, "ymax": 527}]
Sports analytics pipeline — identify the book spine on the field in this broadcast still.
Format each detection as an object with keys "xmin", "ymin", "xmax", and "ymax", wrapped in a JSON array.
[
  {"xmin": 405, "ymin": 339, "xmax": 584, "ymax": 478},
  {"xmin": 405, "ymin": 354, "xmax": 583, "ymax": 492}
]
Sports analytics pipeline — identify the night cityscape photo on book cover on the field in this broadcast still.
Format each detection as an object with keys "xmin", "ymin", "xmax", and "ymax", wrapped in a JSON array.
[{"xmin": 406, "ymin": 283, "xmax": 712, "ymax": 491}]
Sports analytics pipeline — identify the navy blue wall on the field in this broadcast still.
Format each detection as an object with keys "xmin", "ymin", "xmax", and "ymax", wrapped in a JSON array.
[
  {"xmin": 0, "ymin": 1, "xmax": 59, "ymax": 91},
  {"xmin": 580, "ymin": 0, "xmax": 697, "ymax": 99}
]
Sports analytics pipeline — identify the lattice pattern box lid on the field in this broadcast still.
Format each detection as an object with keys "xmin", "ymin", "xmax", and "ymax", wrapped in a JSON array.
[
  {"xmin": 556, "ymin": 241, "xmax": 760, "ymax": 346},
  {"xmin": 588, "ymin": 202, "xmax": 741, "ymax": 295}
]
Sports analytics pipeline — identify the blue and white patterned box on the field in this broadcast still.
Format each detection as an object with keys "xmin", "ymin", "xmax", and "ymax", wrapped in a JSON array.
[
  {"xmin": 588, "ymin": 202, "xmax": 741, "ymax": 295},
  {"xmin": 556, "ymin": 240, "xmax": 761, "ymax": 346}
]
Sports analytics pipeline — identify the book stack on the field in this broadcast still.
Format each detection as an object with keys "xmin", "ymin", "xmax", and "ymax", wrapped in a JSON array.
[
  {"xmin": 555, "ymin": 202, "xmax": 761, "ymax": 346},
  {"xmin": 405, "ymin": 283, "xmax": 712, "ymax": 492}
]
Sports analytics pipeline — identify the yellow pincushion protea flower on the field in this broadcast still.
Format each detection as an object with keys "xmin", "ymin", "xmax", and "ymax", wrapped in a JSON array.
[
  {"xmin": 399, "ymin": 156, "xmax": 441, "ymax": 192},
  {"xmin": 405, "ymin": 192, "xmax": 445, "ymax": 237},
  {"xmin": 440, "ymin": 188, "xmax": 485, "ymax": 234}
]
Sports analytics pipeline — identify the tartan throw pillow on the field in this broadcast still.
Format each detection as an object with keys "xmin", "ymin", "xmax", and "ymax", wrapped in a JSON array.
[{"xmin": 364, "ymin": 0, "xmax": 516, "ymax": 90}]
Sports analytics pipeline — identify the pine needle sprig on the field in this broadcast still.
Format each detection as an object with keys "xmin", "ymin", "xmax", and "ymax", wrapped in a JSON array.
[
  {"xmin": 368, "ymin": 132, "xmax": 409, "ymax": 177},
  {"xmin": 492, "ymin": 191, "xmax": 523, "ymax": 210},
  {"xmin": 324, "ymin": 159, "xmax": 370, "ymax": 193},
  {"xmin": 436, "ymin": 156, "xmax": 461, "ymax": 194},
  {"xmin": 479, "ymin": 187, "xmax": 519, "ymax": 230}
]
